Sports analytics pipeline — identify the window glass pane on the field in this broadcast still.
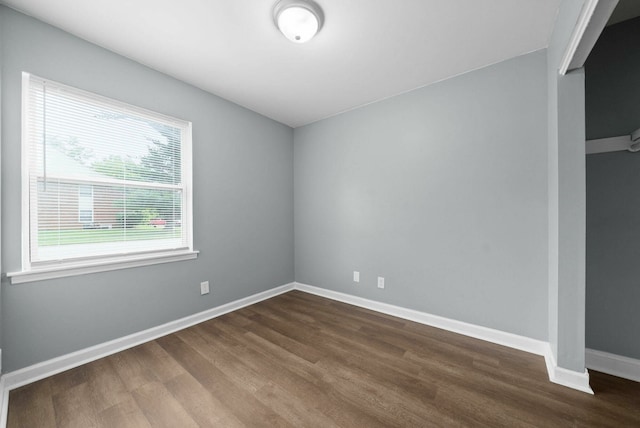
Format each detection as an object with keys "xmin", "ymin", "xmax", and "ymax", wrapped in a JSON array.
[
  {"xmin": 25, "ymin": 73, "xmax": 191, "ymax": 266},
  {"xmin": 78, "ymin": 184, "xmax": 94, "ymax": 223}
]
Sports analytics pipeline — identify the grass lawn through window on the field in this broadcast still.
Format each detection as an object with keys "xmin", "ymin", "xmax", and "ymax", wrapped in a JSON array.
[{"xmin": 39, "ymin": 225, "xmax": 182, "ymax": 246}]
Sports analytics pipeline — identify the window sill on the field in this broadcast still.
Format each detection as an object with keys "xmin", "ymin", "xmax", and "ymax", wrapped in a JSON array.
[{"xmin": 7, "ymin": 250, "xmax": 199, "ymax": 284}]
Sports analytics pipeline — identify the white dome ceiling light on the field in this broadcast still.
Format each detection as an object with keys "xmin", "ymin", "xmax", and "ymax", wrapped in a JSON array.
[{"xmin": 273, "ymin": 0, "xmax": 324, "ymax": 43}]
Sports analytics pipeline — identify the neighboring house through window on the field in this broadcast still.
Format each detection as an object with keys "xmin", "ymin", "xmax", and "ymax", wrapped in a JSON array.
[
  {"xmin": 11, "ymin": 73, "xmax": 196, "ymax": 282},
  {"xmin": 78, "ymin": 184, "xmax": 94, "ymax": 224}
]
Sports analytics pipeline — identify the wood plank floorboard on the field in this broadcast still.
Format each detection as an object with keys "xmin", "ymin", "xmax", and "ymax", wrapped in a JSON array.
[{"xmin": 7, "ymin": 290, "xmax": 640, "ymax": 427}]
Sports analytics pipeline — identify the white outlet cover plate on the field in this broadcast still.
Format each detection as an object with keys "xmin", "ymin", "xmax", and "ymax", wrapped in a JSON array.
[
  {"xmin": 377, "ymin": 277, "xmax": 385, "ymax": 289},
  {"xmin": 353, "ymin": 271, "xmax": 360, "ymax": 283},
  {"xmin": 200, "ymin": 281, "xmax": 210, "ymax": 295}
]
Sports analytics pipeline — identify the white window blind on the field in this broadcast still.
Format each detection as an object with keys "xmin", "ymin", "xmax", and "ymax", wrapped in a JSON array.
[{"xmin": 22, "ymin": 73, "xmax": 193, "ymax": 269}]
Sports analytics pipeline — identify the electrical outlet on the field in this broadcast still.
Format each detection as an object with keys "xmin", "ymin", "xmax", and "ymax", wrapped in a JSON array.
[
  {"xmin": 200, "ymin": 281, "xmax": 210, "ymax": 295},
  {"xmin": 353, "ymin": 271, "xmax": 360, "ymax": 283},
  {"xmin": 377, "ymin": 277, "xmax": 385, "ymax": 289}
]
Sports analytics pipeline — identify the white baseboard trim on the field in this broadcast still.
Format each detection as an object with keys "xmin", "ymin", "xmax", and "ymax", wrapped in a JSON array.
[
  {"xmin": 586, "ymin": 348, "xmax": 640, "ymax": 383},
  {"xmin": 294, "ymin": 282, "xmax": 596, "ymax": 395},
  {"xmin": 543, "ymin": 346, "xmax": 594, "ymax": 394},
  {"xmin": 293, "ymin": 282, "xmax": 548, "ymax": 356},
  {"xmin": 0, "ymin": 282, "xmax": 295, "ymax": 395},
  {"xmin": 0, "ymin": 377, "xmax": 7, "ymax": 428},
  {"xmin": 0, "ymin": 280, "xmax": 600, "ymax": 427}
]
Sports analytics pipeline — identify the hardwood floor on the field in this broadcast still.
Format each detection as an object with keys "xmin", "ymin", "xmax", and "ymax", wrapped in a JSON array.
[{"xmin": 7, "ymin": 290, "xmax": 640, "ymax": 427}]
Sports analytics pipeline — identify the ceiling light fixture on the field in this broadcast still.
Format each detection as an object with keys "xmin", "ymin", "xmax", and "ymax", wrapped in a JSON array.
[{"xmin": 273, "ymin": 0, "xmax": 324, "ymax": 43}]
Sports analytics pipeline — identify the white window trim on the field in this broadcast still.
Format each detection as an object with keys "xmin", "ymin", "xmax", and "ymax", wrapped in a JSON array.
[
  {"xmin": 10, "ymin": 72, "xmax": 197, "ymax": 284},
  {"xmin": 8, "ymin": 250, "xmax": 199, "ymax": 284}
]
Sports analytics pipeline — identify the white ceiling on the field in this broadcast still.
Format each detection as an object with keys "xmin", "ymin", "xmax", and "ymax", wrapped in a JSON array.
[{"xmin": 2, "ymin": 0, "xmax": 563, "ymax": 127}]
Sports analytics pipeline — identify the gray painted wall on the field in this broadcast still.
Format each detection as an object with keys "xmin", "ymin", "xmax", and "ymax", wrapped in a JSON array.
[
  {"xmin": 586, "ymin": 152, "xmax": 640, "ymax": 359},
  {"xmin": 585, "ymin": 17, "xmax": 640, "ymax": 360},
  {"xmin": 585, "ymin": 17, "xmax": 640, "ymax": 140},
  {"xmin": 0, "ymin": 6, "xmax": 294, "ymax": 372},
  {"xmin": 546, "ymin": 0, "xmax": 588, "ymax": 372},
  {"xmin": 0, "ymin": 2, "xmax": 596, "ymax": 375},
  {"xmin": 556, "ymin": 68, "xmax": 587, "ymax": 371},
  {"xmin": 294, "ymin": 50, "xmax": 549, "ymax": 340}
]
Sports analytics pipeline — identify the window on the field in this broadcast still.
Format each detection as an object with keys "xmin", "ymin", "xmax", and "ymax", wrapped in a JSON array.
[
  {"xmin": 13, "ymin": 73, "xmax": 196, "ymax": 282},
  {"xmin": 78, "ymin": 184, "xmax": 94, "ymax": 224}
]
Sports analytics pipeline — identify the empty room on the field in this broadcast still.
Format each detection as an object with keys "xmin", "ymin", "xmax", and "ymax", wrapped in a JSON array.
[{"xmin": 0, "ymin": 0, "xmax": 639, "ymax": 426}]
